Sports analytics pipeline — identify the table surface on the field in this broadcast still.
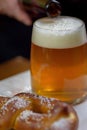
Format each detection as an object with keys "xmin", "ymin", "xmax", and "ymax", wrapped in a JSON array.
[
  {"xmin": 0, "ymin": 71, "xmax": 87, "ymax": 130},
  {"xmin": 0, "ymin": 56, "xmax": 30, "ymax": 80}
]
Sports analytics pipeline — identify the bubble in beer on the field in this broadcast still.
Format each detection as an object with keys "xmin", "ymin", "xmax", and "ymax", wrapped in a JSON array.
[{"xmin": 45, "ymin": 0, "xmax": 61, "ymax": 17}]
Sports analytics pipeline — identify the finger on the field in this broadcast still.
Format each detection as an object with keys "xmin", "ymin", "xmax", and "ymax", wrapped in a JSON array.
[{"xmin": 12, "ymin": 6, "xmax": 32, "ymax": 26}]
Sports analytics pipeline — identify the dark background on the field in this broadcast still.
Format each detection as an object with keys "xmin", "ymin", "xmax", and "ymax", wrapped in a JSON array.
[{"xmin": 0, "ymin": 0, "xmax": 87, "ymax": 63}]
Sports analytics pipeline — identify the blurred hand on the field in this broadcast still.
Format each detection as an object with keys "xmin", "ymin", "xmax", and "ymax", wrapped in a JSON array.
[{"xmin": 0, "ymin": 0, "xmax": 37, "ymax": 25}]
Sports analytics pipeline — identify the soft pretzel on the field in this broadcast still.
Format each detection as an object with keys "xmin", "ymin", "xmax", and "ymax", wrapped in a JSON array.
[{"xmin": 0, "ymin": 92, "xmax": 78, "ymax": 130}]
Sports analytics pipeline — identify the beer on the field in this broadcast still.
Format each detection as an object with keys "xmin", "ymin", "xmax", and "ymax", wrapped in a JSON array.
[{"xmin": 30, "ymin": 16, "xmax": 87, "ymax": 104}]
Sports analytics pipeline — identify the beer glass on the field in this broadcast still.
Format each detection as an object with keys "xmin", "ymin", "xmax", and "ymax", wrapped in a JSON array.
[{"xmin": 30, "ymin": 16, "xmax": 87, "ymax": 104}]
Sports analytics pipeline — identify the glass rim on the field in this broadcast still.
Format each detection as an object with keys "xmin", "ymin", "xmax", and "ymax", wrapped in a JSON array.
[{"xmin": 33, "ymin": 16, "xmax": 86, "ymax": 32}]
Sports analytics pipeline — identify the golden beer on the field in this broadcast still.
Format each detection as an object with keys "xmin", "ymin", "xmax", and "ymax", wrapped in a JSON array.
[{"xmin": 30, "ymin": 16, "xmax": 87, "ymax": 103}]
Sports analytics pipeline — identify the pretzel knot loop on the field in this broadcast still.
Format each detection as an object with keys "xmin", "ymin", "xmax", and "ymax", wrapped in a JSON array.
[{"xmin": 0, "ymin": 92, "xmax": 78, "ymax": 130}]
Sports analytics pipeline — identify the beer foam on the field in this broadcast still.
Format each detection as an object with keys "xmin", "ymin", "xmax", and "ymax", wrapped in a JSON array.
[{"xmin": 32, "ymin": 16, "xmax": 87, "ymax": 48}]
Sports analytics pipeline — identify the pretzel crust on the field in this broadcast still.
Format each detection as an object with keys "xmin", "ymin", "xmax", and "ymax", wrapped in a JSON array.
[{"xmin": 0, "ymin": 92, "xmax": 78, "ymax": 130}]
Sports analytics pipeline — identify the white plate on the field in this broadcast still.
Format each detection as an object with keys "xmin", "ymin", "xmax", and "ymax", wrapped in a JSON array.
[
  {"xmin": 0, "ymin": 70, "xmax": 87, "ymax": 130},
  {"xmin": 0, "ymin": 71, "xmax": 31, "ymax": 97}
]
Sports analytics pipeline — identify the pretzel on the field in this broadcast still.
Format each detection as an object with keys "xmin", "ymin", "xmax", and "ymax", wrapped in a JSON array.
[{"xmin": 0, "ymin": 92, "xmax": 78, "ymax": 130}]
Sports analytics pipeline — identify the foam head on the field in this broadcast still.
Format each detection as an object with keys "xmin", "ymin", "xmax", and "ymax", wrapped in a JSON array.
[{"xmin": 32, "ymin": 16, "xmax": 87, "ymax": 49}]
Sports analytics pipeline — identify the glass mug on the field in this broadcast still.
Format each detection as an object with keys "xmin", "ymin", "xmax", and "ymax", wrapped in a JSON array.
[{"xmin": 30, "ymin": 16, "xmax": 87, "ymax": 104}]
